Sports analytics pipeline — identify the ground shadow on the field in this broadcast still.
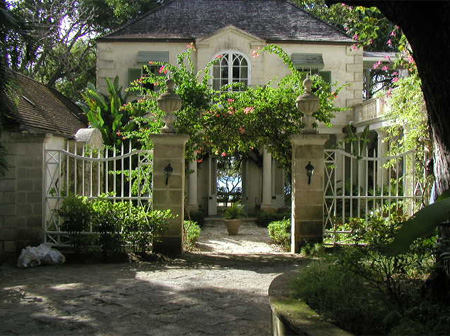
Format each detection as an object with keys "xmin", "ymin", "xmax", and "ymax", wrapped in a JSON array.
[{"xmin": 0, "ymin": 253, "xmax": 306, "ymax": 336}]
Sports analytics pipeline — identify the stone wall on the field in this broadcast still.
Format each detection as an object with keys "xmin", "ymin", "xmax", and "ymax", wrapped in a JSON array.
[
  {"xmin": 0, "ymin": 132, "xmax": 46, "ymax": 262},
  {"xmin": 0, "ymin": 132, "xmax": 66, "ymax": 263}
]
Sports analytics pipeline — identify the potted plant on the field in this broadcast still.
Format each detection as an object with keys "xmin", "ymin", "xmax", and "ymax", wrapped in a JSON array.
[{"xmin": 223, "ymin": 202, "xmax": 246, "ymax": 235}]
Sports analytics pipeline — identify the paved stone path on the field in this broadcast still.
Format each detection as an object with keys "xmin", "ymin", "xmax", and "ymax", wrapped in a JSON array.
[{"xmin": 0, "ymin": 222, "xmax": 304, "ymax": 336}]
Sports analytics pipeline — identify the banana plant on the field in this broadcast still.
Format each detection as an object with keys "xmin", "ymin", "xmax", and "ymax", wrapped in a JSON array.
[
  {"xmin": 386, "ymin": 191, "xmax": 450, "ymax": 255},
  {"xmin": 81, "ymin": 76, "xmax": 141, "ymax": 146}
]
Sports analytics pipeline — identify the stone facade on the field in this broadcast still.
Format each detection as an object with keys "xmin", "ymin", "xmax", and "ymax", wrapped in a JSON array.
[{"xmin": 0, "ymin": 132, "xmax": 65, "ymax": 261}]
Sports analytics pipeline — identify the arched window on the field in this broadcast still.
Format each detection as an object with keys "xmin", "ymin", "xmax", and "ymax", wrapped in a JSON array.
[{"xmin": 212, "ymin": 51, "xmax": 250, "ymax": 90}]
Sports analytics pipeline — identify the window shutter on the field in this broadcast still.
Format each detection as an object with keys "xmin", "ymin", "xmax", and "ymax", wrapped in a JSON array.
[
  {"xmin": 128, "ymin": 68, "xmax": 142, "ymax": 87},
  {"xmin": 136, "ymin": 51, "xmax": 169, "ymax": 64},
  {"xmin": 291, "ymin": 53, "xmax": 324, "ymax": 70}
]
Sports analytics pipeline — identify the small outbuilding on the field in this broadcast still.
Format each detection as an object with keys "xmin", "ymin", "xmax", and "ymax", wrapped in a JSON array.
[{"xmin": 0, "ymin": 73, "xmax": 87, "ymax": 262}]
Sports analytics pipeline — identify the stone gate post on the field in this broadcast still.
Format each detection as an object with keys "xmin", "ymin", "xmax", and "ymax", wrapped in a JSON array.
[
  {"xmin": 291, "ymin": 78, "xmax": 328, "ymax": 253},
  {"xmin": 150, "ymin": 79, "xmax": 189, "ymax": 256},
  {"xmin": 290, "ymin": 134, "xmax": 328, "ymax": 252},
  {"xmin": 150, "ymin": 134, "xmax": 189, "ymax": 256}
]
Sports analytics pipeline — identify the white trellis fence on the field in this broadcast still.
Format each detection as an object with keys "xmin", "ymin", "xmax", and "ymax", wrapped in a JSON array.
[
  {"xmin": 44, "ymin": 141, "xmax": 153, "ymax": 246},
  {"xmin": 324, "ymin": 148, "xmax": 429, "ymax": 244}
]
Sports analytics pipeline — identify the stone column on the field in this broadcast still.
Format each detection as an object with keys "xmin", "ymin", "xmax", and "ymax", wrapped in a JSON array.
[
  {"xmin": 261, "ymin": 148, "xmax": 273, "ymax": 211},
  {"xmin": 187, "ymin": 160, "xmax": 199, "ymax": 212},
  {"xmin": 150, "ymin": 134, "xmax": 189, "ymax": 256},
  {"xmin": 290, "ymin": 134, "xmax": 329, "ymax": 252}
]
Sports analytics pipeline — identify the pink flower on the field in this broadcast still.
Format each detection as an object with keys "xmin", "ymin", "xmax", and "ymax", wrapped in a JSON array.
[
  {"xmin": 351, "ymin": 44, "xmax": 358, "ymax": 50},
  {"xmin": 382, "ymin": 66, "xmax": 389, "ymax": 71},
  {"xmin": 392, "ymin": 71, "xmax": 399, "ymax": 76},
  {"xmin": 149, "ymin": 61, "xmax": 155, "ymax": 65},
  {"xmin": 407, "ymin": 55, "xmax": 415, "ymax": 64},
  {"xmin": 251, "ymin": 50, "xmax": 259, "ymax": 58},
  {"xmin": 386, "ymin": 89, "xmax": 393, "ymax": 97},
  {"xmin": 390, "ymin": 30, "xmax": 397, "ymax": 37},
  {"xmin": 387, "ymin": 39, "xmax": 393, "ymax": 47},
  {"xmin": 244, "ymin": 107, "xmax": 254, "ymax": 114},
  {"xmin": 352, "ymin": 34, "xmax": 359, "ymax": 41},
  {"xmin": 227, "ymin": 98, "xmax": 234, "ymax": 103},
  {"xmin": 221, "ymin": 152, "xmax": 227, "ymax": 157},
  {"xmin": 159, "ymin": 65, "xmax": 168, "ymax": 74},
  {"xmin": 216, "ymin": 54, "xmax": 223, "ymax": 59},
  {"xmin": 373, "ymin": 61, "xmax": 382, "ymax": 69},
  {"xmin": 392, "ymin": 77, "xmax": 399, "ymax": 83}
]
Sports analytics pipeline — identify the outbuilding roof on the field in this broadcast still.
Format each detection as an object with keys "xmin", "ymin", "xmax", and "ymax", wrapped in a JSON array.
[
  {"xmin": 99, "ymin": 0, "xmax": 353, "ymax": 44},
  {"xmin": 5, "ymin": 73, "xmax": 87, "ymax": 137}
]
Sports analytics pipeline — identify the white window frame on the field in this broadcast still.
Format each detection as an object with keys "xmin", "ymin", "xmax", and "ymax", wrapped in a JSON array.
[{"xmin": 211, "ymin": 50, "xmax": 251, "ymax": 90}]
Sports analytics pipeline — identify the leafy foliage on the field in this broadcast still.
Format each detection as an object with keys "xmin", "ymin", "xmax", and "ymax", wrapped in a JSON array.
[
  {"xmin": 56, "ymin": 195, "xmax": 92, "ymax": 252},
  {"xmin": 125, "ymin": 44, "xmax": 344, "ymax": 172},
  {"xmin": 267, "ymin": 218, "xmax": 291, "ymax": 250},
  {"xmin": 223, "ymin": 202, "xmax": 246, "ymax": 219},
  {"xmin": 293, "ymin": 206, "xmax": 442, "ymax": 335},
  {"xmin": 81, "ymin": 76, "xmax": 148, "ymax": 146},
  {"xmin": 183, "ymin": 220, "xmax": 201, "ymax": 251},
  {"xmin": 4, "ymin": 0, "xmax": 160, "ymax": 101},
  {"xmin": 55, "ymin": 195, "xmax": 172, "ymax": 255}
]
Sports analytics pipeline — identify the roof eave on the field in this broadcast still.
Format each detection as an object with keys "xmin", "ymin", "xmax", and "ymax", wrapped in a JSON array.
[
  {"xmin": 97, "ymin": 37, "xmax": 196, "ymax": 43},
  {"xmin": 266, "ymin": 39, "xmax": 353, "ymax": 45}
]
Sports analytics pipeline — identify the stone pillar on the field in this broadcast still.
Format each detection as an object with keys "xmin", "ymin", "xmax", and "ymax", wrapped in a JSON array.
[
  {"xmin": 290, "ymin": 134, "xmax": 329, "ymax": 253},
  {"xmin": 150, "ymin": 134, "xmax": 189, "ymax": 256},
  {"xmin": 261, "ymin": 148, "xmax": 273, "ymax": 211},
  {"xmin": 187, "ymin": 160, "xmax": 199, "ymax": 212}
]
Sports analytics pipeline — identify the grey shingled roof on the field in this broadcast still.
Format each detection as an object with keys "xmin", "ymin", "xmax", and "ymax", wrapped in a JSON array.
[
  {"xmin": 6, "ymin": 73, "xmax": 86, "ymax": 137},
  {"xmin": 99, "ymin": 0, "xmax": 353, "ymax": 43}
]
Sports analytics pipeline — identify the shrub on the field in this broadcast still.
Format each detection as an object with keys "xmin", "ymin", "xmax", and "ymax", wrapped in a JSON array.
[
  {"xmin": 56, "ymin": 195, "xmax": 92, "ymax": 252},
  {"xmin": 292, "ymin": 203, "xmax": 443, "ymax": 335},
  {"xmin": 268, "ymin": 218, "xmax": 290, "ymax": 250},
  {"xmin": 292, "ymin": 260, "xmax": 395, "ymax": 335},
  {"xmin": 56, "ymin": 195, "xmax": 173, "ymax": 256},
  {"xmin": 255, "ymin": 209, "xmax": 290, "ymax": 227},
  {"xmin": 183, "ymin": 220, "xmax": 201, "ymax": 251},
  {"xmin": 121, "ymin": 207, "xmax": 171, "ymax": 254},
  {"xmin": 91, "ymin": 197, "xmax": 126, "ymax": 258}
]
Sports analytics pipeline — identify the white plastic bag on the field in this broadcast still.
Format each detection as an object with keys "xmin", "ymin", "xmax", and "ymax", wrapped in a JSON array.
[{"xmin": 17, "ymin": 243, "xmax": 65, "ymax": 268}]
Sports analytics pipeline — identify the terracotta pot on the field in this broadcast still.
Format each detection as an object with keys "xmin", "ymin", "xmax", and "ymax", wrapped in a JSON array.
[{"xmin": 225, "ymin": 219, "xmax": 241, "ymax": 235}]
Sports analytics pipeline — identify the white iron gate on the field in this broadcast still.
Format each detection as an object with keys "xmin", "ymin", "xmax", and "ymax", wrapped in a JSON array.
[
  {"xmin": 324, "ymin": 148, "xmax": 428, "ymax": 243},
  {"xmin": 44, "ymin": 141, "xmax": 153, "ymax": 246}
]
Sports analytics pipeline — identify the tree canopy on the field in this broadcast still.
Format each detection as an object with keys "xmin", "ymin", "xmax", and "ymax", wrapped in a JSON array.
[{"xmin": 3, "ymin": 0, "xmax": 160, "ymax": 101}]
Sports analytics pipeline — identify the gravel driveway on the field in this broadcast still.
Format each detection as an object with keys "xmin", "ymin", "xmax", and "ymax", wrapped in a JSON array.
[{"xmin": 0, "ymin": 222, "xmax": 304, "ymax": 336}]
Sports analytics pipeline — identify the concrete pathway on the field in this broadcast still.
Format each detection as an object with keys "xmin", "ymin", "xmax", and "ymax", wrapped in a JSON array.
[{"xmin": 0, "ymin": 222, "xmax": 304, "ymax": 336}]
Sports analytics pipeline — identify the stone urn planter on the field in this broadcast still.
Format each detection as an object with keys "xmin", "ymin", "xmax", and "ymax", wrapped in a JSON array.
[
  {"xmin": 223, "ymin": 202, "xmax": 246, "ymax": 236},
  {"xmin": 224, "ymin": 219, "xmax": 241, "ymax": 235}
]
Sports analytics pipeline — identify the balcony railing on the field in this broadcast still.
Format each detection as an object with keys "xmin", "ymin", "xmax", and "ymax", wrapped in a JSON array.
[{"xmin": 353, "ymin": 96, "xmax": 390, "ymax": 124}]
